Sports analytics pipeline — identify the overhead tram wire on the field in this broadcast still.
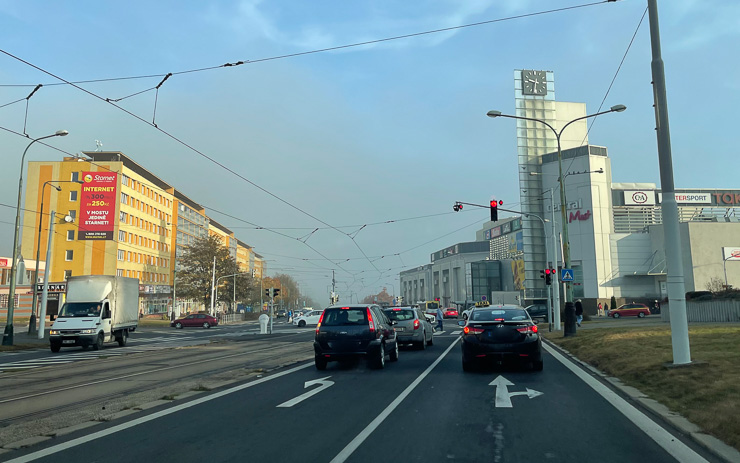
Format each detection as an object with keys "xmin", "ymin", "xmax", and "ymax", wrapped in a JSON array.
[
  {"xmin": 0, "ymin": 122, "xmax": 467, "ymax": 280},
  {"xmin": 0, "ymin": 123, "xmax": 356, "ymax": 276},
  {"xmin": 0, "ymin": 1, "xmax": 618, "ymax": 279},
  {"xmin": 0, "ymin": 50, "xmax": 386, "ymax": 276},
  {"xmin": 564, "ymin": 5, "xmax": 647, "ymax": 176},
  {"xmin": 0, "ymin": 1, "xmax": 615, "ymax": 89}
]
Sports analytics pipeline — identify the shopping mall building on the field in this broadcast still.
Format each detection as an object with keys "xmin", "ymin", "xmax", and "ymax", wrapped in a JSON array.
[{"xmin": 400, "ymin": 70, "xmax": 740, "ymax": 309}]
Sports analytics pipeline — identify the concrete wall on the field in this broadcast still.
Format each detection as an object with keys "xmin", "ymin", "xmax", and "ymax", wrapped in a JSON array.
[{"xmin": 685, "ymin": 222, "xmax": 740, "ymax": 291}]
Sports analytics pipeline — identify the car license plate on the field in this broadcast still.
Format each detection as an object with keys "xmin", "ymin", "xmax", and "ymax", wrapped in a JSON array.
[
  {"xmin": 62, "ymin": 340, "xmax": 75, "ymax": 344},
  {"xmin": 395, "ymin": 327, "xmax": 404, "ymax": 331}
]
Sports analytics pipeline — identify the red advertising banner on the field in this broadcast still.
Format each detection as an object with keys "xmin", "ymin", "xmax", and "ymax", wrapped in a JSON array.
[{"xmin": 78, "ymin": 171, "xmax": 118, "ymax": 240}]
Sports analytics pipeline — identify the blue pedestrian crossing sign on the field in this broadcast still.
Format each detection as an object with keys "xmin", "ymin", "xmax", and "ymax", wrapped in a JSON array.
[{"xmin": 561, "ymin": 269, "xmax": 574, "ymax": 282}]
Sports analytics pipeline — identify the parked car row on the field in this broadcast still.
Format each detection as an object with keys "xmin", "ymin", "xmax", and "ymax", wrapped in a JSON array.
[{"xmin": 313, "ymin": 304, "xmax": 437, "ymax": 370}]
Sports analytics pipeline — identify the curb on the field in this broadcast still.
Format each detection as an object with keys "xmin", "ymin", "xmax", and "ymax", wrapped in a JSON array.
[{"xmin": 543, "ymin": 338, "xmax": 740, "ymax": 463}]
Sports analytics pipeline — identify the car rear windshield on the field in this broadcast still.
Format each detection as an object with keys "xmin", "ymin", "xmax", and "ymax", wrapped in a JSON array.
[
  {"xmin": 321, "ymin": 308, "xmax": 368, "ymax": 326},
  {"xmin": 383, "ymin": 309, "xmax": 415, "ymax": 321},
  {"xmin": 471, "ymin": 309, "xmax": 529, "ymax": 322}
]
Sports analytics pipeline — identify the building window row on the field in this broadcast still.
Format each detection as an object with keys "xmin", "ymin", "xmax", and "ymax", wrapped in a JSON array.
[
  {"xmin": 121, "ymin": 250, "xmax": 169, "ymax": 268},
  {"xmin": 125, "ymin": 232, "xmax": 169, "ymax": 253},
  {"xmin": 120, "ymin": 269, "xmax": 169, "ymax": 284},
  {"xmin": 125, "ymin": 178, "xmax": 171, "ymax": 209}
]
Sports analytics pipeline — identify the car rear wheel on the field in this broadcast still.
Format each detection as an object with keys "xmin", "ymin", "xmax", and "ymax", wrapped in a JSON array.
[
  {"xmin": 613, "ymin": 313, "xmax": 620, "ymax": 319},
  {"xmin": 637, "ymin": 312, "xmax": 646, "ymax": 318},
  {"xmin": 389, "ymin": 341, "xmax": 399, "ymax": 362},
  {"xmin": 371, "ymin": 344, "xmax": 385, "ymax": 369},
  {"xmin": 117, "ymin": 329, "xmax": 128, "ymax": 347},
  {"xmin": 298, "ymin": 320, "xmax": 306, "ymax": 328},
  {"xmin": 427, "ymin": 333, "xmax": 434, "ymax": 346},
  {"xmin": 533, "ymin": 359, "xmax": 544, "ymax": 371},
  {"xmin": 203, "ymin": 322, "xmax": 211, "ymax": 329},
  {"xmin": 418, "ymin": 333, "xmax": 426, "ymax": 350},
  {"xmin": 315, "ymin": 357, "xmax": 327, "ymax": 371},
  {"xmin": 175, "ymin": 322, "xmax": 183, "ymax": 329}
]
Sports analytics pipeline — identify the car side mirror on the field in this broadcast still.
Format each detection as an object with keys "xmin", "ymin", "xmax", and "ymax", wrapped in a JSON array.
[
  {"xmin": 457, "ymin": 320, "xmax": 466, "ymax": 326},
  {"xmin": 390, "ymin": 320, "xmax": 397, "ymax": 325},
  {"xmin": 533, "ymin": 319, "xmax": 539, "ymax": 325}
]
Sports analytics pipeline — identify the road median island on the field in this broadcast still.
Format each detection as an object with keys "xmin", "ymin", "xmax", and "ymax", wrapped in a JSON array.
[{"xmin": 541, "ymin": 324, "xmax": 740, "ymax": 457}]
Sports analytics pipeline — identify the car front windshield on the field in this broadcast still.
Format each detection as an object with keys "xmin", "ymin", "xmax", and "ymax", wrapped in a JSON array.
[{"xmin": 58, "ymin": 302, "xmax": 102, "ymax": 317}]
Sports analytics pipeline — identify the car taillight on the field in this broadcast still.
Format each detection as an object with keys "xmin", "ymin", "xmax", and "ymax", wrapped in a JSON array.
[
  {"xmin": 316, "ymin": 311, "xmax": 325, "ymax": 334},
  {"xmin": 413, "ymin": 319, "xmax": 420, "ymax": 330},
  {"xmin": 516, "ymin": 325, "xmax": 538, "ymax": 335},
  {"xmin": 367, "ymin": 308, "xmax": 375, "ymax": 333},
  {"xmin": 463, "ymin": 326, "xmax": 484, "ymax": 335}
]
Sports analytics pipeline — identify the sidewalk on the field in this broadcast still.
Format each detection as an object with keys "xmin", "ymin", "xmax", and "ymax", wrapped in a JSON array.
[{"xmin": 1, "ymin": 325, "xmax": 50, "ymax": 351}]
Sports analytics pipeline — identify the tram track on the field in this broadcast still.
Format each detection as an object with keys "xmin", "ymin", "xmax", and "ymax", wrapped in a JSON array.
[{"xmin": 0, "ymin": 333, "xmax": 314, "ymax": 430}]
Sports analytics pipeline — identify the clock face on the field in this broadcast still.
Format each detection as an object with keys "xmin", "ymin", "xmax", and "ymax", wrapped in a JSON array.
[{"xmin": 521, "ymin": 70, "xmax": 547, "ymax": 95}]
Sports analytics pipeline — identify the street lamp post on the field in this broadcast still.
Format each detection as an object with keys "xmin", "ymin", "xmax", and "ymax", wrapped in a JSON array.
[
  {"xmin": 487, "ymin": 106, "xmax": 625, "ymax": 307},
  {"xmin": 3, "ymin": 130, "xmax": 68, "ymax": 346},
  {"xmin": 724, "ymin": 255, "xmax": 736, "ymax": 290},
  {"xmin": 214, "ymin": 272, "xmax": 253, "ymax": 314},
  {"xmin": 29, "ymin": 179, "xmax": 82, "ymax": 334}
]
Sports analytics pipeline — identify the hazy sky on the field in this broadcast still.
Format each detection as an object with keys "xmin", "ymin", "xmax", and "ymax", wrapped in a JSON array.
[{"xmin": 1, "ymin": 0, "xmax": 738, "ymax": 304}]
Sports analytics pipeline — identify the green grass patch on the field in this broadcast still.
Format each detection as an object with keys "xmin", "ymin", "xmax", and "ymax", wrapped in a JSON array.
[
  {"xmin": 543, "ymin": 325, "xmax": 740, "ymax": 450},
  {"xmin": 0, "ymin": 343, "xmax": 43, "ymax": 352},
  {"xmin": 139, "ymin": 319, "xmax": 172, "ymax": 327}
]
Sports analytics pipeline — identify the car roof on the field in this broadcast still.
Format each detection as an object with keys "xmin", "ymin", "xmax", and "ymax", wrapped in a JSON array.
[
  {"xmin": 384, "ymin": 306, "xmax": 414, "ymax": 310},
  {"xmin": 326, "ymin": 304, "xmax": 379, "ymax": 309},
  {"xmin": 473, "ymin": 305, "xmax": 525, "ymax": 311}
]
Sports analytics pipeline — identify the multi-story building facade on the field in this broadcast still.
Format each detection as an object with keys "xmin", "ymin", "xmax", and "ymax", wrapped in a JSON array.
[{"xmin": 17, "ymin": 151, "xmax": 263, "ymax": 318}]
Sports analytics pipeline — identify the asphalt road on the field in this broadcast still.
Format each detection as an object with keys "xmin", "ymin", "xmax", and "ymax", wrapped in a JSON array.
[{"xmin": 3, "ymin": 330, "xmax": 721, "ymax": 463}]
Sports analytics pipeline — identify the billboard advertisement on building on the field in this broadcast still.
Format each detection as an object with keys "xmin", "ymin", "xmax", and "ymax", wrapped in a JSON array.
[{"xmin": 78, "ymin": 171, "xmax": 118, "ymax": 240}]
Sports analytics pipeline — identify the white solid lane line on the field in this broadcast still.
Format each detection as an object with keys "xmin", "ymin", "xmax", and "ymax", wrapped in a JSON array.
[
  {"xmin": 543, "ymin": 343, "xmax": 708, "ymax": 463},
  {"xmin": 329, "ymin": 337, "xmax": 461, "ymax": 463},
  {"xmin": 4, "ymin": 362, "xmax": 314, "ymax": 463}
]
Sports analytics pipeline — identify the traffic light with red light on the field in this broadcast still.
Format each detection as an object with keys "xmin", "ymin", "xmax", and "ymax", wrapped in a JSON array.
[
  {"xmin": 544, "ymin": 268, "xmax": 555, "ymax": 285},
  {"xmin": 453, "ymin": 202, "xmax": 463, "ymax": 212},
  {"xmin": 490, "ymin": 199, "xmax": 502, "ymax": 222}
]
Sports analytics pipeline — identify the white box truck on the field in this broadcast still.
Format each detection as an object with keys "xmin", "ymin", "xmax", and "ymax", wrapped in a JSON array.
[{"xmin": 49, "ymin": 276, "xmax": 139, "ymax": 352}]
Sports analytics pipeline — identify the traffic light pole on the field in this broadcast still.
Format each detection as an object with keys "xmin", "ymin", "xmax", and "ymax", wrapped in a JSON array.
[{"xmin": 454, "ymin": 201, "xmax": 551, "ymax": 322}]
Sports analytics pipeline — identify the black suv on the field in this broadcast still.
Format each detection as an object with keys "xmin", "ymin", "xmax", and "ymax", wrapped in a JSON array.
[{"xmin": 314, "ymin": 304, "xmax": 399, "ymax": 370}]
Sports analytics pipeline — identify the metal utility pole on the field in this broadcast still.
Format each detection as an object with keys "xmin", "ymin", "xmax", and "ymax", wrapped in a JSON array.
[
  {"xmin": 38, "ymin": 210, "xmax": 56, "ymax": 339},
  {"xmin": 550, "ymin": 190, "xmax": 561, "ymax": 330},
  {"xmin": 210, "ymin": 256, "xmax": 216, "ymax": 316},
  {"xmin": 647, "ymin": 0, "xmax": 691, "ymax": 365}
]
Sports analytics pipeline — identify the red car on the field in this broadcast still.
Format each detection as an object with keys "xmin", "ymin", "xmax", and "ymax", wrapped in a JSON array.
[
  {"xmin": 609, "ymin": 303, "xmax": 651, "ymax": 319},
  {"xmin": 171, "ymin": 313, "xmax": 219, "ymax": 329},
  {"xmin": 443, "ymin": 308, "xmax": 459, "ymax": 318}
]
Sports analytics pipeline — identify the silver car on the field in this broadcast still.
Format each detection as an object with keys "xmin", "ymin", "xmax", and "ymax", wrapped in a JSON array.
[{"xmin": 383, "ymin": 307, "xmax": 434, "ymax": 350}]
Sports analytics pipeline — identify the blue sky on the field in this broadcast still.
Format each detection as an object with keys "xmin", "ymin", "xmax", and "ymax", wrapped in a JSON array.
[{"xmin": 1, "ymin": 0, "xmax": 738, "ymax": 303}]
